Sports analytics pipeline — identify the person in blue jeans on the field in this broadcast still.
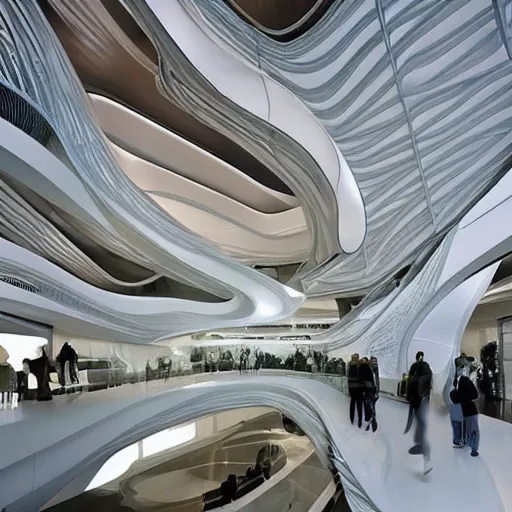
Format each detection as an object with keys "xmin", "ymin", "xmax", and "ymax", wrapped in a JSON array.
[
  {"xmin": 450, "ymin": 357, "xmax": 465, "ymax": 447},
  {"xmin": 450, "ymin": 368, "xmax": 480, "ymax": 457},
  {"xmin": 449, "ymin": 400, "xmax": 464, "ymax": 447},
  {"xmin": 406, "ymin": 351, "xmax": 433, "ymax": 475}
]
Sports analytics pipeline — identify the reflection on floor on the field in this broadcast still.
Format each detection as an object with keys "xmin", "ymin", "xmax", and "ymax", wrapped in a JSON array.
[{"xmin": 47, "ymin": 411, "xmax": 333, "ymax": 512}]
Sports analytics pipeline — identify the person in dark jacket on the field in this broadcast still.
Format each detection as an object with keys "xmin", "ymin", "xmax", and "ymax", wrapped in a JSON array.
[
  {"xmin": 406, "ymin": 351, "xmax": 433, "ymax": 474},
  {"xmin": 239, "ymin": 351, "xmax": 245, "ymax": 374},
  {"xmin": 450, "ymin": 363, "xmax": 480, "ymax": 457},
  {"xmin": 370, "ymin": 356, "xmax": 380, "ymax": 397},
  {"xmin": 407, "ymin": 352, "xmax": 432, "ymax": 405},
  {"xmin": 347, "ymin": 353, "xmax": 363, "ymax": 427},
  {"xmin": 0, "ymin": 346, "xmax": 17, "ymax": 396},
  {"xmin": 58, "ymin": 342, "xmax": 79, "ymax": 384},
  {"xmin": 339, "ymin": 358, "xmax": 347, "ymax": 377},
  {"xmin": 360, "ymin": 357, "xmax": 378, "ymax": 431},
  {"xmin": 450, "ymin": 356, "xmax": 467, "ymax": 447},
  {"xmin": 23, "ymin": 347, "xmax": 52, "ymax": 401},
  {"xmin": 220, "ymin": 474, "xmax": 238, "ymax": 503}
]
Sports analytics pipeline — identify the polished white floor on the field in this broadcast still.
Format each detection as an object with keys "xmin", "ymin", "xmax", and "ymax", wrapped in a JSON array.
[
  {"xmin": 0, "ymin": 374, "xmax": 511, "ymax": 511},
  {"xmin": 342, "ymin": 397, "xmax": 512, "ymax": 511}
]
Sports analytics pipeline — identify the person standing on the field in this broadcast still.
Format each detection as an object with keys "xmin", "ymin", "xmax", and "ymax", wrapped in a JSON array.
[
  {"xmin": 370, "ymin": 356, "xmax": 380, "ymax": 397},
  {"xmin": 449, "ymin": 394, "xmax": 465, "ymax": 448},
  {"xmin": 0, "ymin": 346, "xmax": 17, "ymax": 408},
  {"xmin": 306, "ymin": 352, "xmax": 314, "ymax": 373},
  {"xmin": 164, "ymin": 357, "xmax": 172, "ymax": 380},
  {"xmin": 322, "ymin": 352, "xmax": 329, "ymax": 374},
  {"xmin": 239, "ymin": 350, "xmax": 245, "ymax": 375},
  {"xmin": 58, "ymin": 342, "xmax": 79, "ymax": 385},
  {"xmin": 69, "ymin": 343, "xmax": 79, "ymax": 384},
  {"xmin": 340, "ymin": 358, "xmax": 347, "ymax": 377},
  {"xmin": 248, "ymin": 350, "xmax": 256, "ymax": 375},
  {"xmin": 348, "ymin": 354, "xmax": 363, "ymax": 428},
  {"xmin": 23, "ymin": 346, "xmax": 53, "ymax": 401},
  {"xmin": 450, "ymin": 361, "xmax": 480, "ymax": 457},
  {"xmin": 406, "ymin": 351, "xmax": 433, "ymax": 474},
  {"xmin": 450, "ymin": 357, "xmax": 465, "ymax": 447},
  {"xmin": 360, "ymin": 357, "xmax": 378, "ymax": 432},
  {"xmin": 254, "ymin": 349, "xmax": 263, "ymax": 375}
]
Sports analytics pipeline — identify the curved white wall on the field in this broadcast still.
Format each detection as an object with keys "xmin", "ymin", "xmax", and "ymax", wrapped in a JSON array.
[{"xmin": 408, "ymin": 263, "xmax": 499, "ymax": 397}]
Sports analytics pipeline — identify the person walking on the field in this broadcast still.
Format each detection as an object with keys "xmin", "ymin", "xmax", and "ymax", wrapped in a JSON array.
[
  {"xmin": 450, "ymin": 359, "xmax": 480, "ymax": 457},
  {"xmin": 348, "ymin": 354, "xmax": 363, "ymax": 428},
  {"xmin": 360, "ymin": 357, "xmax": 378, "ymax": 432},
  {"xmin": 405, "ymin": 351, "xmax": 433, "ymax": 475}
]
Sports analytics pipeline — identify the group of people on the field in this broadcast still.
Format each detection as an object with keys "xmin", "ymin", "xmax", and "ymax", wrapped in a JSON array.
[
  {"xmin": 0, "ymin": 341, "xmax": 82, "ymax": 407},
  {"xmin": 239, "ymin": 349, "xmax": 261, "ymax": 375},
  {"xmin": 405, "ymin": 351, "xmax": 481, "ymax": 476},
  {"xmin": 347, "ymin": 354, "xmax": 380, "ymax": 432},
  {"xmin": 0, "ymin": 344, "xmax": 54, "ymax": 403},
  {"xmin": 346, "ymin": 350, "xmax": 481, "ymax": 476},
  {"xmin": 146, "ymin": 357, "xmax": 172, "ymax": 381}
]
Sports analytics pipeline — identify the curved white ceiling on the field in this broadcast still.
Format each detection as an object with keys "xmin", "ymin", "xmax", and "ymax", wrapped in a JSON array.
[
  {"xmin": 139, "ymin": 0, "xmax": 367, "ymax": 254},
  {"xmin": 0, "ymin": 97, "xmax": 303, "ymax": 343},
  {"xmin": 89, "ymin": 95, "xmax": 309, "ymax": 264},
  {"xmin": 110, "ymin": 143, "xmax": 307, "ymax": 240},
  {"xmin": 171, "ymin": 0, "xmax": 512, "ymax": 301},
  {"xmin": 2, "ymin": 0, "xmax": 511, "ymax": 369},
  {"xmin": 112, "ymin": 141, "xmax": 310, "ymax": 265},
  {"xmin": 148, "ymin": 193, "xmax": 309, "ymax": 265},
  {"xmin": 89, "ymin": 94, "xmax": 298, "ymax": 214}
]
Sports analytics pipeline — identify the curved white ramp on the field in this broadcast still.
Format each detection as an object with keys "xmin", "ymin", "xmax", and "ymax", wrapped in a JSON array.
[{"xmin": 0, "ymin": 377, "xmax": 510, "ymax": 512}]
